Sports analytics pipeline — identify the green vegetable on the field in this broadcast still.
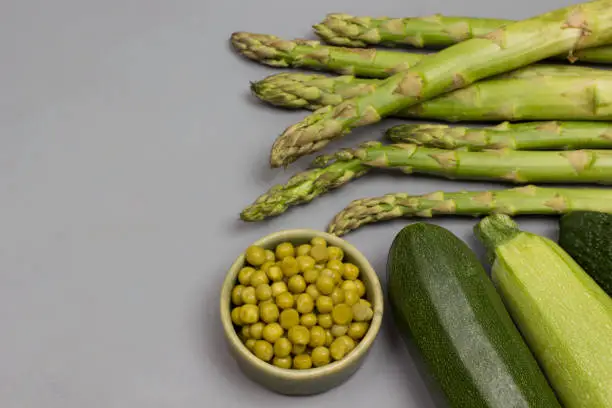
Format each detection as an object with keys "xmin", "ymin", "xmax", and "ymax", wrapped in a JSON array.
[
  {"xmin": 314, "ymin": 13, "xmax": 612, "ymax": 64},
  {"xmin": 251, "ymin": 71, "xmax": 612, "ymax": 122},
  {"xmin": 269, "ymin": 1, "xmax": 612, "ymax": 167},
  {"xmin": 241, "ymin": 141, "xmax": 612, "ymax": 222},
  {"xmin": 231, "ymin": 32, "xmax": 424, "ymax": 78},
  {"xmin": 327, "ymin": 186, "xmax": 612, "ymax": 236},
  {"xmin": 475, "ymin": 214, "xmax": 612, "ymax": 408},
  {"xmin": 387, "ymin": 121, "xmax": 612, "ymax": 151},
  {"xmin": 559, "ymin": 211, "xmax": 612, "ymax": 296},
  {"xmin": 387, "ymin": 223, "xmax": 561, "ymax": 408}
]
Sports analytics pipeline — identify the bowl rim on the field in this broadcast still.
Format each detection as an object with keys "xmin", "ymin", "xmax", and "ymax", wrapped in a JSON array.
[{"xmin": 219, "ymin": 228, "xmax": 384, "ymax": 380}]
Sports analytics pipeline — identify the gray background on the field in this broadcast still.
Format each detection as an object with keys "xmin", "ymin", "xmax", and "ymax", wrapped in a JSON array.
[{"xmin": 0, "ymin": 0, "xmax": 579, "ymax": 407}]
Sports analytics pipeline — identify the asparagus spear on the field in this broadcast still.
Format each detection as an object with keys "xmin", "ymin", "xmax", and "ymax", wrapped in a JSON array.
[
  {"xmin": 269, "ymin": 1, "xmax": 612, "ymax": 167},
  {"xmin": 313, "ymin": 13, "xmax": 612, "ymax": 64},
  {"xmin": 231, "ymin": 32, "xmax": 426, "ymax": 78},
  {"xmin": 251, "ymin": 71, "xmax": 612, "ymax": 122},
  {"xmin": 241, "ymin": 141, "xmax": 612, "ymax": 221},
  {"xmin": 326, "ymin": 186, "xmax": 612, "ymax": 236},
  {"xmin": 386, "ymin": 121, "xmax": 612, "ymax": 151}
]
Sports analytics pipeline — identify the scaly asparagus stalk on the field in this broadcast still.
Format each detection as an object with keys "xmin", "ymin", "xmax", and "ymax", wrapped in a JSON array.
[
  {"xmin": 242, "ymin": 141, "xmax": 612, "ymax": 221},
  {"xmin": 386, "ymin": 121, "xmax": 612, "ymax": 151},
  {"xmin": 269, "ymin": 1, "xmax": 612, "ymax": 167},
  {"xmin": 252, "ymin": 71, "xmax": 612, "ymax": 122},
  {"xmin": 313, "ymin": 13, "xmax": 612, "ymax": 64},
  {"xmin": 231, "ymin": 32, "xmax": 426, "ymax": 78},
  {"xmin": 327, "ymin": 186, "xmax": 612, "ymax": 236}
]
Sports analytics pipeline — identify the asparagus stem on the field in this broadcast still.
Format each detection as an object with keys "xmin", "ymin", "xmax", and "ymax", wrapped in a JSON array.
[
  {"xmin": 251, "ymin": 70, "xmax": 612, "ymax": 122},
  {"xmin": 240, "ymin": 159, "xmax": 370, "ymax": 221},
  {"xmin": 242, "ymin": 141, "xmax": 612, "ymax": 221},
  {"xmin": 231, "ymin": 32, "xmax": 425, "ymax": 78},
  {"xmin": 327, "ymin": 186, "xmax": 612, "ymax": 236},
  {"xmin": 386, "ymin": 121, "xmax": 612, "ymax": 151},
  {"xmin": 313, "ymin": 13, "xmax": 612, "ymax": 64},
  {"xmin": 269, "ymin": 1, "xmax": 612, "ymax": 167}
]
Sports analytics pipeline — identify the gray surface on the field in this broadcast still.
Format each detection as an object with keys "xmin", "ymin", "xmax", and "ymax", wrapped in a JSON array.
[{"xmin": 0, "ymin": 0, "xmax": 576, "ymax": 407}]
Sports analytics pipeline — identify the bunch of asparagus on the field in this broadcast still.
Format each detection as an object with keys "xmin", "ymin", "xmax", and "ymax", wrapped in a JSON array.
[{"xmin": 232, "ymin": 1, "xmax": 612, "ymax": 235}]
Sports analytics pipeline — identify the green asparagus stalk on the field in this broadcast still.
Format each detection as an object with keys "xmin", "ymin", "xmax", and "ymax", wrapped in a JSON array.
[
  {"xmin": 327, "ymin": 186, "xmax": 612, "ymax": 236},
  {"xmin": 231, "ymin": 32, "xmax": 426, "ymax": 78},
  {"xmin": 386, "ymin": 121, "xmax": 612, "ymax": 151},
  {"xmin": 251, "ymin": 71, "xmax": 612, "ymax": 122},
  {"xmin": 269, "ymin": 1, "xmax": 612, "ymax": 167},
  {"xmin": 241, "ymin": 141, "xmax": 612, "ymax": 221},
  {"xmin": 313, "ymin": 13, "xmax": 612, "ymax": 64}
]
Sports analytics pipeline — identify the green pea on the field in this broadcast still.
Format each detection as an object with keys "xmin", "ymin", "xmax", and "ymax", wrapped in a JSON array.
[
  {"xmin": 250, "ymin": 271, "xmax": 269, "ymax": 287},
  {"xmin": 354, "ymin": 280, "xmax": 366, "ymax": 298},
  {"xmin": 353, "ymin": 300, "xmax": 374, "ymax": 322},
  {"xmin": 303, "ymin": 268, "xmax": 319, "ymax": 284},
  {"xmin": 266, "ymin": 265, "xmax": 284, "ymax": 282},
  {"xmin": 231, "ymin": 307, "xmax": 243, "ymax": 326},
  {"xmin": 300, "ymin": 313, "xmax": 317, "ymax": 328},
  {"xmin": 296, "ymin": 255, "xmax": 316, "ymax": 273},
  {"xmin": 253, "ymin": 340, "xmax": 274, "ymax": 362},
  {"xmin": 344, "ymin": 289, "xmax": 360, "ymax": 306},
  {"xmin": 276, "ymin": 292, "xmax": 294, "ymax": 310},
  {"xmin": 341, "ymin": 280, "xmax": 358, "ymax": 293},
  {"xmin": 309, "ymin": 326, "xmax": 327, "ymax": 348},
  {"xmin": 311, "ymin": 346, "xmax": 331, "ymax": 367},
  {"xmin": 327, "ymin": 246, "xmax": 344, "ymax": 262},
  {"xmin": 314, "ymin": 264, "xmax": 325, "ymax": 271},
  {"xmin": 288, "ymin": 325, "xmax": 310, "ymax": 346},
  {"xmin": 240, "ymin": 304, "xmax": 259, "ymax": 325},
  {"xmin": 288, "ymin": 275, "xmax": 307, "ymax": 294},
  {"xmin": 246, "ymin": 246, "xmax": 267, "ymax": 267},
  {"xmin": 326, "ymin": 259, "xmax": 345, "ymax": 275},
  {"xmin": 260, "ymin": 261, "xmax": 275, "ymax": 274},
  {"xmin": 310, "ymin": 245, "xmax": 329, "ymax": 264},
  {"xmin": 332, "ymin": 304, "xmax": 353, "ymax": 325},
  {"xmin": 348, "ymin": 322, "xmax": 369, "ymax": 340},
  {"xmin": 330, "ymin": 287, "xmax": 345, "ymax": 305},
  {"xmin": 331, "ymin": 324, "xmax": 348, "ymax": 337},
  {"xmin": 264, "ymin": 249, "xmax": 276, "ymax": 263},
  {"xmin": 342, "ymin": 263, "xmax": 360, "ymax": 280},
  {"xmin": 306, "ymin": 284, "xmax": 321, "ymax": 300},
  {"xmin": 281, "ymin": 256, "xmax": 300, "ymax": 278},
  {"xmin": 238, "ymin": 267, "xmax": 255, "ymax": 286},
  {"xmin": 262, "ymin": 323, "xmax": 284, "ymax": 344},
  {"xmin": 245, "ymin": 339, "xmax": 256, "ymax": 351},
  {"xmin": 296, "ymin": 293, "xmax": 315, "ymax": 314},
  {"xmin": 255, "ymin": 284, "xmax": 272, "ymax": 301},
  {"xmin": 231, "ymin": 285, "xmax": 245, "ymax": 306},
  {"xmin": 241, "ymin": 286, "xmax": 257, "ymax": 305},
  {"xmin": 316, "ymin": 296, "xmax": 334, "ymax": 314},
  {"xmin": 330, "ymin": 338, "xmax": 348, "ymax": 361},
  {"xmin": 279, "ymin": 308, "xmax": 300, "ymax": 330},
  {"xmin": 274, "ymin": 337, "xmax": 293, "ymax": 358},
  {"xmin": 241, "ymin": 325, "xmax": 251, "ymax": 339},
  {"xmin": 293, "ymin": 354, "xmax": 312, "ymax": 370},
  {"xmin": 275, "ymin": 242, "xmax": 295, "ymax": 260},
  {"xmin": 325, "ymin": 330, "xmax": 334, "ymax": 347},
  {"xmin": 339, "ymin": 335, "xmax": 356, "ymax": 353},
  {"xmin": 249, "ymin": 322, "xmax": 264, "ymax": 340},
  {"xmin": 316, "ymin": 275, "xmax": 335, "ymax": 295},
  {"xmin": 292, "ymin": 343, "xmax": 307, "ymax": 356},
  {"xmin": 318, "ymin": 313, "xmax": 333, "ymax": 329},
  {"xmin": 310, "ymin": 237, "xmax": 327, "ymax": 247},
  {"xmin": 271, "ymin": 281, "xmax": 288, "ymax": 297},
  {"xmin": 260, "ymin": 302, "xmax": 280, "ymax": 323},
  {"xmin": 273, "ymin": 356, "xmax": 292, "ymax": 369},
  {"xmin": 296, "ymin": 244, "xmax": 312, "ymax": 257}
]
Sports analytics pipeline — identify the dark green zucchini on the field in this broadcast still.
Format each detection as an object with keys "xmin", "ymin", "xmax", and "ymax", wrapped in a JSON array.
[
  {"xmin": 387, "ymin": 223, "xmax": 561, "ymax": 408},
  {"xmin": 559, "ymin": 211, "xmax": 612, "ymax": 296}
]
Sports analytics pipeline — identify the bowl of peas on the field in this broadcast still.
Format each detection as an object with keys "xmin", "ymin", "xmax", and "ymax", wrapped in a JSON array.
[{"xmin": 219, "ymin": 229, "xmax": 384, "ymax": 396}]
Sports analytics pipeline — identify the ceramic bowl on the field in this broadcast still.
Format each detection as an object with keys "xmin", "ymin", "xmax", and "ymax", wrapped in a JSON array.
[{"xmin": 219, "ymin": 229, "xmax": 384, "ymax": 396}]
